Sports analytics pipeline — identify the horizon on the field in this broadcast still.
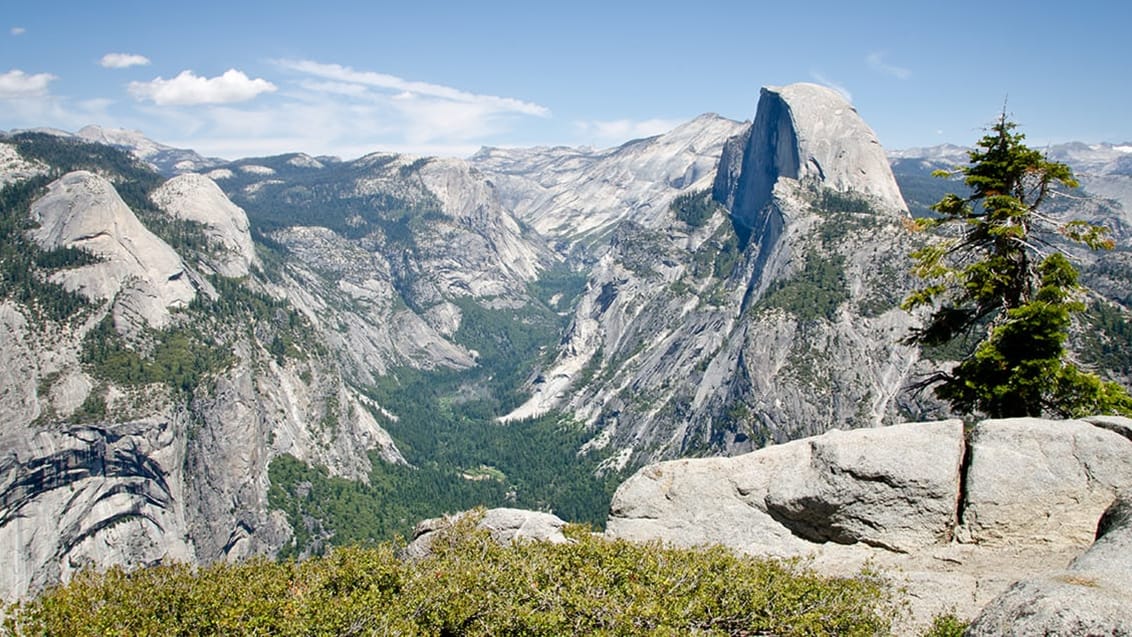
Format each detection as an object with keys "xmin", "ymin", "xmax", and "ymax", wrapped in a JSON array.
[{"xmin": 3, "ymin": 1, "xmax": 1130, "ymax": 160}]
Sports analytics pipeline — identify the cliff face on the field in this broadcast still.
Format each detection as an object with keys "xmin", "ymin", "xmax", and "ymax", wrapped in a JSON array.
[
  {"xmin": 503, "ymin": 83, "xmax": 931, "ymax": 467},
  {"xmin": 28, "ymin": 171, "xmax": 196, "ymax": 332},
  {"xmin": 0, "ymin": 157, "xmax": 405, "ymax": 600}
]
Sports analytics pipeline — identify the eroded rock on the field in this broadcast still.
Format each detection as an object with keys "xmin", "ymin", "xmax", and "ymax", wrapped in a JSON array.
[
  {"xmin": 966, "ymin": 496, "xmax": 1132, "ymax": 636},
  {"xmin": 404, "ymin": 508, "xmax": 568, "ymax": 560}
]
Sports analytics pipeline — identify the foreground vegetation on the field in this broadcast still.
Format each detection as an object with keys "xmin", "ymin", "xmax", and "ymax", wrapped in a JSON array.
[{"xmin": 4, "ymin": 515, "xmax": 902, "ymax": 636}]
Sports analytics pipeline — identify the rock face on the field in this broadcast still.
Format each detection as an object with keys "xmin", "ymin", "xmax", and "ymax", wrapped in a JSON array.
[
  {"xmin": 726, "ymin": 84, "xmax": 905, "ymax": 219},
  {"xmin": 150, "ymin": 173, "xmax": 257, "ymax": 277},
  {"xmin": 29, "ymin": 171, "xmax": 196, "ymax": 331},
  {"xmin": 959, "ymin": 418, "xmax": 1132, "ymax": 546},
  {"xmin": 0, "ymin": 421, "xmax": 195, "ymax": 600},
  {"xmin": 0, "ymin": 148, "xmax": 407, "ymax": 601},
  {"xmin": 497, "ymin": 82, "xmax": 928, "ymax": 466},
  {"xmin": 473, "ymin": 113, "xmax": 747, "ymax": 248},
  {"xmin": 967, "ymin": 496, "xmax": 1132, "ymax": 636},
  {"xmin": 0, "ymin": 142, "xmax": 47, "ymax": 187},
  {"xmin": 606, "ymin": 417, "xmax": 1132, "ymax": 629},
  {"xmin": 608, "ymin": 420, "xmax": 964, "ymax": 555},
  {"xmin": 404, "ymin": 508, "xmax": 568, "ymax": 559}
]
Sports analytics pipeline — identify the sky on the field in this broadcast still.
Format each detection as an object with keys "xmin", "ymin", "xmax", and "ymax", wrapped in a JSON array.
[{"xmin": 2, "ymin": 1, "xmax": 1130, "ymax": 161}]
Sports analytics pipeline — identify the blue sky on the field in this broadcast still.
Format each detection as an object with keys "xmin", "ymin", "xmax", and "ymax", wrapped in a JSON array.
[{"xmin": 2, "ymin": 1, "xmax": 1129, "ymax": 160}]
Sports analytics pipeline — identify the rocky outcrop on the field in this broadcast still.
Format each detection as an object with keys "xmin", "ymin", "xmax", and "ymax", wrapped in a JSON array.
[
  {"xmin": 28, "ymin": 171, "xmax": 195, "ymax": 331},
  {"xmin": 404, "ymin": 508, "xmax": 568, "ymax": 559},
  {"xmin": 966, "ymin": 496, "xmax": 1132, "ymax": 636},
  {"xmin": 502, "ymin": 83, "xmax": 927, "ymax": 465},
  {"xmin": 0, "ymin": 142, "xmax": 47, "ymax": 187},
  {"xmin": 716, "ymin": 83, "xmax": 907, "ymax": 245},
  {"xmin": 0, "ymin": 420, "xmax": 195, "ymax": 600},
  {"xmin": 608, "ymin": 420, "xmax": 965, "ymax": 554},
  {"xmin": 150, "ymin": 173, "xmax": 257, "ymax": 277},
  {"xmin": 473, "ymin": 113, "xmax": 747, "ymax": 246},
  {"xmin": 959, "ymin": 418, "xmax": 1132, "ymax": 546},
  {"xmin": 606, "ymin": 417, "xmax": 1132, "ymax": 629}
]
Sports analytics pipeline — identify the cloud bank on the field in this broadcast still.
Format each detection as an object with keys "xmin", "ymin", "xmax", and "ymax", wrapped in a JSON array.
[
  {"xmin": 0, "ymin": 69, "xmax": 56, "ymax": 99},
  {"xmin": 278, "ymin": 59, "xmax": 550, "ymax": 118},
  {"xmin": 129, "ymin": 69, "xmax": 276, "ymax": 105}
]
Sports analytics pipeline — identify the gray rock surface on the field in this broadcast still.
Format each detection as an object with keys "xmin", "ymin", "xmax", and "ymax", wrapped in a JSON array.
[
  {"xmin": 960, "ymin": 418, "xmax": 1132, "ymax": 546},
  {"xmin": 150, "ymin": 173, "xmax": 257, "ymax": 277},
  {"xmin": 404, "ymin": 508, "xmax": 568, "ymax": 559},
  {"xmin": 966, "ymin": 496, "xmax": 1132, "ymax": 636},
  {"xmin": 608, "ymin": 420, "xmax": 963, "ymax": 554},
  {"xmin": 764, "ymin": 421, "xmax": 963, "ymax": 551},
  {"xmin": 606, "ymin": 417, "xmax": 1132, "ymax": 631},
  {"xmin": 0, "ymin": 142, "xmax": 47, "ymax": 186},
  {"xmin": 28, "ymin": 171, "xmax": 195, "ymax": 331},
  {"xmin": 720, "ymin": 83, "xmax": 907, "ymax": 242},
  {"xmin": 0, "ymin": 420, "xmax": 195, "ymax": 600}
]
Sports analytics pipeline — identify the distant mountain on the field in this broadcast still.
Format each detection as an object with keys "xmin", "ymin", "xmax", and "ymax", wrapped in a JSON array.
[
  {"xmin": 76, "ymin": 125, "xmax": 226, "ymax": 176},
  {"xmin": 889, "ymin": 142, "xmax": 1132, "ymax": 243},
  {"xmin": 3, "ymin": 96, "xmax": 1129, "ymax": 602}
]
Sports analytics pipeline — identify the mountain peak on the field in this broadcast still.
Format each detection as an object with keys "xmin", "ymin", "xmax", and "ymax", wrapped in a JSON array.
[{"xmin": 718, "ymin": 82, "xmax": 907, "ymax": 236}]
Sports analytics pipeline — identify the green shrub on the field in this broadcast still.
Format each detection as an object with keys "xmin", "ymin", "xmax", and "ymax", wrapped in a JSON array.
[
  {"xmin": 920, "ymin": 611, "xmax": 969, "ymax": 637},
  {"xmin": 4, "ymin": 516, "xmax": 896, "ymax": 636}
]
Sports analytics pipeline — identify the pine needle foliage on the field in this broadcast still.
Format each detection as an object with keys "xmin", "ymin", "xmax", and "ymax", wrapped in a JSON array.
[{"xmin": 903, "ymin": 114, "xmax": 1132, "ymax": 418}]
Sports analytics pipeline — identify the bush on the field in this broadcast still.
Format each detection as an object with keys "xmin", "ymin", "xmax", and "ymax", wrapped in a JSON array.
[
  {"xmin": 4, "ymin": 515, "xmax": 897, "ymax": 636},
  {"xmin": 921, "ymin": 612, "xmax": 969, "ymax": 637}
]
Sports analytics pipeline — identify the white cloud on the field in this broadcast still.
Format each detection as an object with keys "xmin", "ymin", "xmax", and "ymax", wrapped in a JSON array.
[
  {"xmin": 277, "ymin": 59, "xmax": 550, "ymax": 117},
  {"xmin": 809, "ymin": 72, "xmax": 853, "ymax": 102},
  {"xmin": 100, "ymin": 53, "xmax": 151, "ymax": 69},
  {"xmin": 11, "ymin": 27, "xmax": 26, "ymax": 36},
  {"xmin": 128, "ymin": 69, "xmax": 276, "ymax": 105},
  {"xmin": 0, "ymin": 69, "xmax": 56, "ymax": 99},
  {"xmin": 866, "ymin": 52, "xmax": 911, "ymax": 80},
  {"xmin": 575, "ymin": 118, "xmax": 683, "ymax": 144}
]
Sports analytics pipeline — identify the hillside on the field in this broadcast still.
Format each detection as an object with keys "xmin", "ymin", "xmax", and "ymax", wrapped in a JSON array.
[{"xmin": 2, "ymin": 84, "xmax": 1131, "ymax": 601}]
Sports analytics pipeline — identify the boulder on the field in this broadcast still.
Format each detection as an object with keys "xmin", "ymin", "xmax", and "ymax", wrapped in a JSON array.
[
  {"xmin": 764, "ymin": 421, "xmax": 963, "ymax": 551},
  {"xmin": 959, "ymin": 418, "xmax": 1132, "ymax": 546},
  {"xmin": 966, "ymin": 496, "xmax": 1132, "ymax": 636},
  {"xmin": 606, "ymin": 417, "xmax": 1132, "ymax": 630},
  {"xmin": 608, "ymin": 419, "xmax": 964, "ymax": 554},
  {"xmin": 404, "ymin": 508, "xmax": 568, "ymax": 559}
]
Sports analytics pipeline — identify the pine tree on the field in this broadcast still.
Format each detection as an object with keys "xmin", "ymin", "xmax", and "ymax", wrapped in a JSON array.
[{"xmin": 903, "ymin": 114, "xmax": 1132, "ymax": 418}]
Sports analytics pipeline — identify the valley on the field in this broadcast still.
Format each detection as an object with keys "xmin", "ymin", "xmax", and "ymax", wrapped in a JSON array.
[{"xmin": 2, "ymin": 83, "xmax": 1130, "ymax": 603}]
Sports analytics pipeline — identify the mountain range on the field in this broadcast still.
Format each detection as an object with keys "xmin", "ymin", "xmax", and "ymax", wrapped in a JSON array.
[{"xmin": 2, "ymin": 83, "xmax": 1130, "ymax": 601}]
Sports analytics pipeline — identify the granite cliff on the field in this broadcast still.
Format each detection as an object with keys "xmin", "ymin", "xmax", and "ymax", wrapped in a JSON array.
[{"xmin": 1, "ymin": 82, "xmax": 1129, "ymax": 604}]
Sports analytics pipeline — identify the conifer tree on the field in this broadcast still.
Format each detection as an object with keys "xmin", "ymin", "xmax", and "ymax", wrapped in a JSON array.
[{"xmin": 903, "ymin": 114, "xmax": 1132, "ymax": 418}]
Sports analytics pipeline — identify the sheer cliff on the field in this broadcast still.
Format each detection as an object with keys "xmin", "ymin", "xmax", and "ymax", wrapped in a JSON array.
[
  {"xmin": 500, "ymin": 83, "xmax": 934, "ymax": 468},
  {"xmin": 2, "ymin": 85, "xmax": 1129, "ymax": 602}
]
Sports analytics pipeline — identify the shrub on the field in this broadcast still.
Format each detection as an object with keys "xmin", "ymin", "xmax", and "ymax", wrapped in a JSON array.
[{"xmin": 4, "ymin": 515, "xmax": 897, "ymax": 636}]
